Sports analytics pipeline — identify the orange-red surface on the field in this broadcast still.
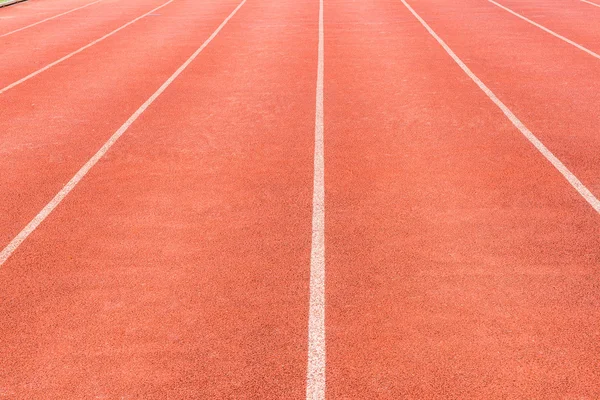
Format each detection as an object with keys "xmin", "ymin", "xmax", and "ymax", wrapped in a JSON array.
[
  {"xmin": 1, "ymin": 0, "xmax": 599, "ymax": 398},
  {"xmin": 324, "ymin": 0, "xmax": 600, "ymax": 397}
]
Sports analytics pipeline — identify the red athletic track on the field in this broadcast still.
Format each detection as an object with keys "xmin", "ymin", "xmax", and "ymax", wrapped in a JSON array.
[
  {"xmin": 493, "ymin": 0, "xmax": 600, "ymax": 52},
  {"xmin": 325, "ymin": 0, "xmax": 600, "ymax": 397},
  {"xmin": 0, "ymin": 0, "xmax": 97, "ymax": 34},
  {"xmin": 406, "ymin": 0, "xmax": 600, "ymax": 196},
  {"xmin": 0, "ymin": 0, "xmax": 242, "ymax": 247},
  {"xmin": 0, "ymin": 0, "xmax": 599, "ymax": 398},
  {"xmin": 0, "ymin": 0, "xmax": 171, "ymax": 87},
  {"xmin": 1, "ymin": 0, "xmax": 318, "ymax": 397}
]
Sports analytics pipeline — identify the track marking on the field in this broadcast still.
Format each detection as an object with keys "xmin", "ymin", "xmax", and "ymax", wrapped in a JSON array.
[
  {"xmin": 488, "ymin": 0, "xmax": 600, "ymax": 61},
  {"xmin": 0, "ymin": 0, "xmax": 247, "ymax": 267},
  {"xmin": 400, "ymin": 0, "xmax": 600, "ymax": 214},
  {"xmin": 305, "ymin": 0, "xmax": 325, "ymax": 397},
  {"xmin": 0, "ymin": 0, "xmax": 104, "ymax": 38},
  {"xmin": 581, "ymin": 0, "xmax": 600, "ymax": 8},
  {"xmin": 0, "ymin": 0, "xmax": 174, "ymax": 96}
]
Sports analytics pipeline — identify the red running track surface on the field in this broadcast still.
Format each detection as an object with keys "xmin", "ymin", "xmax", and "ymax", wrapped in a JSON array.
[
  {"xmin": 324, "ymin": 0, "xmax": 600, "ymax": 397},
  {"xmin": 0, "ymin": 0, "xmax": 102, "ymax": 35},
  {"xmin": 0, "ymin": 0, "xmax": 176, "ymax": 87},
  {"xmin": 0, "ymin": 0, "xmax": 599, "ymax": 397},
  {"xmin": 0, "ymin": 0, "xmax": 318, "ymax": 397}
]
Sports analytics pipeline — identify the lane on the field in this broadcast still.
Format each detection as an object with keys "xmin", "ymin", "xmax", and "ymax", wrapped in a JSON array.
[
  {"xmin": 400, "ymin": 0, "xmax": 600, "ymax": 200},
  {"xmin": 323, "ymin": 0, "xmax": 600, "ymax": 397},
  {"xmin": 0, "ymin": 0, "xmax": 175, "ymax": 95},
  {"xmin": 0, "ymin": 0, "xmax": 241, "ymax": 249},
  {"xmin": 0, "ymin": 0, "xmax": 104, "ymax": 38},
  {"xmin": 402, "ymin": 0, "xmax": 599, "ymax": 214},
  {"xmin": 0, "ymin": 0, "xmax": 247, "ymax": 267},
  {"xmin": 486, "ymin": 0, "xmax": 600, "ymax": 55},
  {"xmin": 0, "ymin": 0, "xmax": 319, "ymax": 397},
  {"xmin": 0, "ymin": 0, "xmax": 170, "ymax": 89},
  {"xmin": 0, "ymin": 0, "xmax": 96, "ymax": 34}
]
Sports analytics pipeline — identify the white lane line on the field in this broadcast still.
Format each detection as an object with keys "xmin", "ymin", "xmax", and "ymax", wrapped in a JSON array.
[
  {"xmin": 305, "ymin": 0, "xmax": 325, "ymax": 396},
  {"xmin": 400, "ymin": 0, "xmax": 600, "ymax": 214},
  {"xmin": 0, "ymin": 0, "xmax": 104, "ymax": 38},
  {"xmin": 0, "ymin": 0, "xmax": 247, "ymax": 267},
  {"xmin": 0, "ymin": 0, "xmax": 174, "ymax": 96},
  {"xmin": 488, "ymin": 0, "xmax": 600, "ymax": 61},
  {"xmin": 581, "ymin": 0, "xmax": 600, "ymax": 8}
]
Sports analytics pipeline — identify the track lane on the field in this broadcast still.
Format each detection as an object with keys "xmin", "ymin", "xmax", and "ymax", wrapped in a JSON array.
[
  {"xmin": 0, "ymin": 0, "xmax": 248, "ymax": 267},
  {"xmin": 0, "ymin": 0, "xmax": 98, "ymax": 34},
  {"xmin": 487, "ymin": 0, "xmax": 600, "ymax": 55},
  {"xmin": 0, "ymin": 0, "xmax": 104, "ymax": 38},
  {"xmin": 0, "ymin": 0, "xmax": 319, "ymax": 396},
  {"xmin": 0, "ymin": 0, "xmax": 171, "ymax": 89},
  {"xmin": 0, "ymin": 0, "xmax": 242, "ymax": 251},
  {"xmin": 401, "ymin": 0, "xmax": 599, "ymax": 214},
  {"xmin": 324, "ymin": 0, "xmax": 600, "ymax": 397},
  {"xmin": 400, "ymin": 0, "xmax": 600, "ymax": 200}
]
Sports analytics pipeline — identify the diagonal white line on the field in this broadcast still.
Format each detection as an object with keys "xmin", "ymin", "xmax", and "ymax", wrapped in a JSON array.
[
  {"xmin": 305, "ymin": 0, "xmax": 326, "ymax": 397},
  {"xmin": 489, "ymin": 0, "xmax": 600, "ymax": 61},
  {"xmin": 0, "ymin": 0, "xmax": 104, "ymax": 38},
  {"xmin": 400, "ymin": 0, "xmax": 600, "ymax": 214},
  {"xmin": 0, "ymin": 0, "xmax": 248, "ymax": 267},
  {"xmin": 0, "ymin": 0, "xmax": 174, "ymax": 96},
  {"xmin": 581, "ymin": 0, "xmax": 600, "ymax": 8}
]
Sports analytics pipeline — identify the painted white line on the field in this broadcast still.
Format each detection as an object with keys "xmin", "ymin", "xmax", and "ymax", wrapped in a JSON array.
[
  {"xmin": 0, "ymin": 0, "xmax": 27, "ymax": 9},
  {"xmin": 400, "ymin": 0, "xmax": 600, "ymax": 214},
  {"xmin": 488, "ymin": 0, "xmax": 600, "ymax": 61},
  {"xmin": 0, "ymin": 0, "xmax": 247, "ymax": 267},
  {"xmin": 0, "ymin": 0, "xmax": 174, "ymax": 96},
  {"xmin": 581, "ymin": 0, "xmax": 600, "ymax": 8},
  {"xmin": 0, "ymin": 0, "xmax": 104, "ymax": 38},
  {"xmin": 305, "ymin": 0, "xmax": 325, "ymax": 397}
]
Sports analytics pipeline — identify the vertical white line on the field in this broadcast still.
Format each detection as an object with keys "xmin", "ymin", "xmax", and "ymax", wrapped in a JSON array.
[
  {"xmin": 0, "ymin": 0, "xmax": 248, "ymax": 267},
  {"xmin": 306, "ymin": 0, "xmax": 326, "ymax": 396},
  {"xmin": 401, "ymin": 0, "xmax": 600, "ymax": 214},
  {"xmin": 0, "ymin": 0, "xmax": 104, "ymax": 38}
]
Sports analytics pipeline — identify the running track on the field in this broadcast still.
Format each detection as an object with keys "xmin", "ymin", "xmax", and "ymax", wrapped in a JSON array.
[{"xmin": 0, "ymin": 0, "xmax": 599, "ymax": 398}]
